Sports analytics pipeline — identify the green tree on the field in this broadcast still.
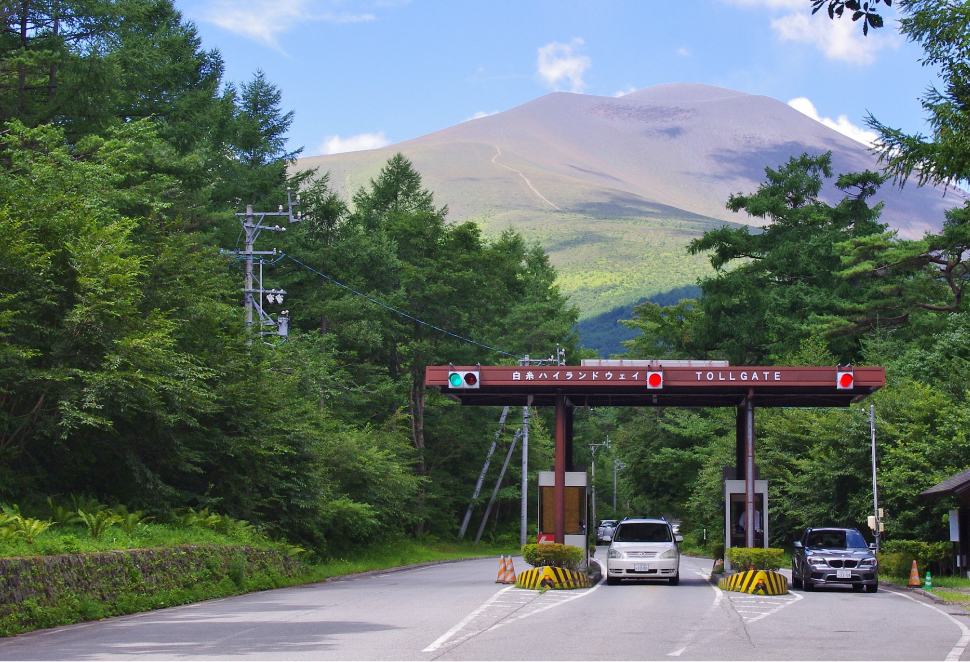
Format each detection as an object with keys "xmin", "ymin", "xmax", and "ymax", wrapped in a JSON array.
[{"xmin": 623, "ymin": 153, "xmax": 887, "ymax": 364}]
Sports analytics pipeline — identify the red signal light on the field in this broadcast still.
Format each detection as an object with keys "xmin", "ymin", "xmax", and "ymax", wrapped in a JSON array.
[
  {"xmin": 836, "ymin": 370, "xmax": 854, "ymax": 389},
  {"xmin": 647, "ymin": 371, "xmax": 663, "ymax": 389},
  {"xmin": 464, "ymin": 372, "xmax": 478, "ymax": 386}
]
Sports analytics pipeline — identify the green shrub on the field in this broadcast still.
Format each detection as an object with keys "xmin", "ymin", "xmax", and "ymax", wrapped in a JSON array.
[
  {"xmin": 12, "ymin": 518, "xmax": 51, "ymax": 544},
  {"xmin": 78, "ymin": 510, "xmax": 120, "ymax": 539},
  {"xmin": 521, "ymin": 543, "xmax": 584, "ymax": 571},
  {"xmin": 228, "ymin": 554, "xmax": 247, "ymax": 587},
  {"xmin": 877, "ymin": 551, "xmax": 912, "ymax": 579},
  {"xmin": 712, "ymin": 542, "xmax": 725, "ymax": 560},
  {"xmin": 726, "ymin": 547, "xmax": 784, "ymax": 571},
  {"xmin": 882, "ymin": 540, "xmax": 951, "ymax": 575}
]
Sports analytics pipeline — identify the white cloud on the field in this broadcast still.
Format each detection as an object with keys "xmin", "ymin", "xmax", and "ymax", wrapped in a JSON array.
[
  {"xmin": 613, "ymin": 86, "xmax": 636, "ymax": 98},
  {"xmin": 719, "ymin": 0, "xmax": 898, "ymax": 64},
  {"xmin": 465, "ymin": 110, "xmax": 499, "ymax": 121},
  {"xmin": 319, "ymin": 131, "xmax": 391, "ymax": 155},
  {"xmin": 771, "ymin": 12, "xmax": 889, "ymax": 64},
  {"xmin": 788, "ymin": 97, "xmax": 878, "ymax": 146},
  {"xmin": 536, "ymin": 38, "xmax": 591, "ymax": 93},
  {"xmin": 199, "ymin": 0, "xmax": 374, "ymax": 48},
  {"xmin": 676, "ymin": 47, "xmax": 691, "ymax": 57}
]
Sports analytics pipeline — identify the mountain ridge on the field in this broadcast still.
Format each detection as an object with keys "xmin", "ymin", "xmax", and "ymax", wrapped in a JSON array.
[{"xmin": 297, "ymin": 83, "xmax": 965, "ymax": 320}]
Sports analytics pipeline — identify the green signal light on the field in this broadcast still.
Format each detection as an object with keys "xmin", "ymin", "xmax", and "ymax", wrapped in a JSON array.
[{"xmin": 449, "ymin": 373, "xmax": 463, "ymax": 387}]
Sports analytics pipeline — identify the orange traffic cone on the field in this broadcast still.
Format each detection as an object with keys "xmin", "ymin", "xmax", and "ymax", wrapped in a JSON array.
[
  {"xmin": 495, "ymin": 555, "xmax": 507, "ymax": 583},
  {"xmin": 496, "ymin": 556, "xmax": 515, "ymax": 584},
  {"xmin": 908, "ymin": 559, "xmax": 922, "ymax": 587}
]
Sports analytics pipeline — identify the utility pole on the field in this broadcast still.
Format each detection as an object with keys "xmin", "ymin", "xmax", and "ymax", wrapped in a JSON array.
[
  {"xmin": 458, "ymin": 407, "xmax": 509, "ymax": 540},
  {"xmin": 589, "ymin": 435, "xmax": 610, "ymax": 530},
  {"xmin": 871, "ymin": 404, "xmax": 881, "ymax": 553},
  {"xmin": 517, "ymin": 347, "xmax": 564, "ymax": 547},
  {"xmin": 613, "ymin": 458, "xmax": 626, "ymax": 513},
  {"xmin": 222, "ymin": 189, "xmax": 301, "ymax": 343},
  {"xmin": 476, "ymin": 428, "xmax": 522, "ymax": 543},
  {"xmin": 520, "ymin": 400, "xmax": 531, "ymax": 547}
]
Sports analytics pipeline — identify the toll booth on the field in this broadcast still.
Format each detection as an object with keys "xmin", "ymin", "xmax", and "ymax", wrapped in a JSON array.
[
  {"xmin": 537, "ymin": 471, "xmax": 588, "ymax": 569},
  {"xmin": 724, "ymin": 476, "xmax": 768, "ymax": 571}
]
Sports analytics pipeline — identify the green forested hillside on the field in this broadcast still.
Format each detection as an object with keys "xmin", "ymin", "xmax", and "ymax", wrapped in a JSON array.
[
  {"xmin": 0, "ymin": 0, "xmax": 576, "ymax": 555},
  {"xmin": 2, "ymin": 0, "xmax": 969, "ymax": 568}
]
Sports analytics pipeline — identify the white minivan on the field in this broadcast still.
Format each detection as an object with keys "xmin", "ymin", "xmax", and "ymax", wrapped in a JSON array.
[{"xmin": 606, "ymin": 518, "xmax": 682, "ymax": 585}]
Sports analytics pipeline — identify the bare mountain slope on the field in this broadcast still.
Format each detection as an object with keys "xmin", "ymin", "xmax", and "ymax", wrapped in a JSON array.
[{"xmin": 297, "ymin": 83, "xmax": 964, "ymax": 319}]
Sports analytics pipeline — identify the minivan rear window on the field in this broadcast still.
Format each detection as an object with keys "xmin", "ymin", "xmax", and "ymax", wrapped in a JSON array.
[{"xmin": 612, "ymin": 523, "xmax": 671, "ymax": 543}]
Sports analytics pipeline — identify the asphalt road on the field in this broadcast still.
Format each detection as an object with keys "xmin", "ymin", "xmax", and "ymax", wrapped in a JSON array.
[{"xmin": 1, "ymin": 550, "xmax": 969, "ymax": 660}]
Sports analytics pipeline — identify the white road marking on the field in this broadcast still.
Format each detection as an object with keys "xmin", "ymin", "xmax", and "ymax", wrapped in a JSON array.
[
  {"xmin": 486, "ymin": 581, "xmax": 603, "ymax": 630},
  {"xmin": 424, "ymin": 576, "xmax": 603, "ymax": 653},
  {"xmin": 666, "ymin": 571, "xmax": 723, "ymax": 657},
  {"xmin": 884, "ymin": 589, "xmax": 970, "ymax": 661},
  {"xmin": 491, "ymin": 146, "xmax": 561, "ymax": 210},
  {"xmin": 728, "ymin": 590, "xmax": 802, "ymax": 623},
  {"xmin": 422, "ymin": 585, "xmax": 517, "ymax": 652}
]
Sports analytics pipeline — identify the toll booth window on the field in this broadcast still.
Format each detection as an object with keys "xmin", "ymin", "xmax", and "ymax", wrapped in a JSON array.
[{"xmin": 612, "ymin": 523, "xmax": 672, "ymax": 543}]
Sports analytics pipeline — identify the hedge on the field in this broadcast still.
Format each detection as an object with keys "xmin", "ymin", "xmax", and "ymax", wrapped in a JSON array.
[
  {"xmin": 521, "ymin": 543, "xmax": 584, "ymax": 571},
  {"xmin": 0, "ymin": 545, "xmax": 305, "ymax": 637},
  {"xmin": 725, "ymin": 547, "xmax": 784, "ymax": 571}
]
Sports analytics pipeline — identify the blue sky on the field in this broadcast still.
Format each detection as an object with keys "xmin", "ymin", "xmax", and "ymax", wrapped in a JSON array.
[{"xmin": 173, "ymin": 0, "xmax": 936, "ymax": 157}]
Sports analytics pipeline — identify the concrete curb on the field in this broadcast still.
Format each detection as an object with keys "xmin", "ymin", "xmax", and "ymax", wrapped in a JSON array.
[
  {"xmin": 588, "ymin": 559, "xmax": 603, "ymax": 585},
  {"xmin": 324, "ymin": 555, "xmax": 502, "ymax": 583}
]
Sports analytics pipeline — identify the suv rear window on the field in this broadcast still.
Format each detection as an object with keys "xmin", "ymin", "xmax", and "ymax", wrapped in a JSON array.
[
  {"xmin": 806, "ymin": 529, "xmax": 868, "ymax": 550},
  {"xmin": 613, "ymin": 523, "xmax": 672, "ymax": 543}
]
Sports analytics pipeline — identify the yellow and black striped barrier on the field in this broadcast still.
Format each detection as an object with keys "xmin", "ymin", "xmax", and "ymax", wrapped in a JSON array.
[
  {"xmin": 516, "ymin": 565, "xmax": 592, "ymax": 590},
  {"xmin": 718, "ymin": 570, "xmax": 788, "ymax": 595}
]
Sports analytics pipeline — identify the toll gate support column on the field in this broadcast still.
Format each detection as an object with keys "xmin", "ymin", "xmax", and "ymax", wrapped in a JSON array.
[
  {"xmin": 555, "ymin": 391, "xmax": 566, "ymax": 544},
  {"xmin": 736, "ymin": 407, "xmax": 746, "ymax": 480},
  {"xmin": 565, "ymin": 405, "xmax": 574, "ymax": 471},
  {"xmin": 745, "ymin": 390, "xmax": 755, "ymax": 549}
]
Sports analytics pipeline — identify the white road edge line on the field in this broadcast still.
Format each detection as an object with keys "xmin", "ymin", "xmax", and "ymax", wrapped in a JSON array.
[
  {"xmin": 422, "ymin": 585, "xmax": 516, "ymax": 652},
  {"xmin": 885, "ymin": 589, "xmax": 970, "ymax": 661},
  {"xmin": 666, "ymin": 570, "xmax": 722, "ymax": 657}
]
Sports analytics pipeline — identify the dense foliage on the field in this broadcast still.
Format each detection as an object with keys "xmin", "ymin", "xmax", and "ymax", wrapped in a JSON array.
[
  {"xmin": 610, "ymin": 0, "xmax": 970, "ymax": 555},
  {"xmin": 0, "ymin": 0, "xmax": 578, "ymax": 555}
]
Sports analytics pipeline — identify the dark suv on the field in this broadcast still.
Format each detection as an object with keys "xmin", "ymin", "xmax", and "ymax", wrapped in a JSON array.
[{"xmin": 792, "ymin": 527, "xmax": 878, "ymax": 592}]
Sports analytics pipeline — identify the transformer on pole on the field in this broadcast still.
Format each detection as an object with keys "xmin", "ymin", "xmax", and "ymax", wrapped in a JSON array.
[{"xmin": 221, "ymin": 189, "xmax": 301, "ymax": 344}]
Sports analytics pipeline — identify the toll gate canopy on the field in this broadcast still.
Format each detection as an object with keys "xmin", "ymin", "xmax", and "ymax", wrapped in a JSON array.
[
  {"xmin": 426, "ymin": 360, "xmax": 885, "ymax": 548},
  {"xmin": 427, "ymin": 360, "xmax": 885, "ymax": 408}
]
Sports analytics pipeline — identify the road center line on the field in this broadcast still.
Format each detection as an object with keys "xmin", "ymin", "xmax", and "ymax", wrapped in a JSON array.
[
  {"xmin": 422, "ymin": 585, "xmax": 516, "ymax": 652},
  {"xmin": 666, "ymin": 570, "xmax": 723, "ymax": 657},
  {"xmin": 884, "ymin": 589, "xmax": 970, "ymax": 661}
]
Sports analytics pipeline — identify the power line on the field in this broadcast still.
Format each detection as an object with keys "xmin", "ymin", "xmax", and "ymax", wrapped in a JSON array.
[{"xmin": 281, "ymin": 253, "xmax": 520, "ymax": 359}]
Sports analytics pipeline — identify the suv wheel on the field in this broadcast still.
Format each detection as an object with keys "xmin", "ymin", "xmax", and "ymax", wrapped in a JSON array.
[
  {"xmin": 668, "ymin": 574, "xmax": 679, "ymax": 586},
  {"xmin": 792, "ymin": 563, "xmax": 803, "ymax": 590},
  {"xmin": 865, "ymin": 582, "xmax": 878, "ymax": 593},
  {"xmin": 606, "ymin": 576, "xmax": 620, "ymax": 585},
  {"xmin": 804, "ymin": 578, "xmax": 815, "ymax": 591}
]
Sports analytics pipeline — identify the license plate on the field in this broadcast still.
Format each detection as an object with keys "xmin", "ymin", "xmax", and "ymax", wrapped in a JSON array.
[
  {"xmin": 836, "ymin": 569, "xmax": 852, "ymax": 579},
  {"xmin": 634, "ymin": 563, "xmax": 650, "ymax": 572}
]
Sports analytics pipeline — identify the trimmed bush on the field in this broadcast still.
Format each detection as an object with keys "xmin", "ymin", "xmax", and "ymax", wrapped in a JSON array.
[
  {"xmin": 726, "ymin": 547, "xmax": 784, "ymax": 571},
  {"xmin": 521, "ymin": 543, "xmax": 584, "ymax": 571}
]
